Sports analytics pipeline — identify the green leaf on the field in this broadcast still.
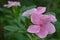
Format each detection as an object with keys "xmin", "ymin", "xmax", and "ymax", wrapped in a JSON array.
[
  {"xmin": 14, "ymin": 33, "xmax": 28, "ymax": 40},
  {"xmin": 45, "ymin": 12, "xmax": 56, "ymax": 16},
  {"xmin": 25, "ymin": 17, "xmax": 32, "ymax": 28},
  {"xmin": 4, "ymin": 25, "xmax": 19, "ymax": 32},
  {"xmin": 0, "ymin": 8, "xmax": 12, "ymax": 14},
  {"xmin": 18, "ymin": 0, "xmax": 34, "ymax": 6},
  {"xmin": 54, "ymin": 21, "xmax": 60, "ymax": 32},
  {"xmin": 53, "ymin": 21, "xmax": 60, "ymax": 38},
  {"xmin": 20, "ymin": 5, "xmax": 36, "ymax": 13}
]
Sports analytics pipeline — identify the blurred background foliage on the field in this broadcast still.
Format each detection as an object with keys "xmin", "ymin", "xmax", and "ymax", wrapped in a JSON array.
[{"xmin": 0, "ymin": 0, "xmax": 60, "ymax": 40}]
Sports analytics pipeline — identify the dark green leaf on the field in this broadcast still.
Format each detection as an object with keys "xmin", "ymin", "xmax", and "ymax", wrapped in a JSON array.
[
  {"xmin": 0, "ymin": 8, "xmax": 12, "ymax": 14},
  {"xmin": 4, "ymin": 25, "xmax": 19, "ymax": 32},
  {"xmin": 20, "ymin": 5, "xmax": 36, "ymax": 13},
  {"xmin": 45, "ymin": 12, "xmax": 56, "ymax": 16},
  {"xmin": 14, "ymin": 33, "xmax": 27, "ymax": 40}
]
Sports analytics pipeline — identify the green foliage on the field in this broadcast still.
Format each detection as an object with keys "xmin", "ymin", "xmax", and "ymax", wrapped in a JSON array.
[
  {"xmin": 4, "ymin": 25, "xmax": 19, "ymax": 32},
  {"xmin": 45, "ymin": 12, "xmax": 56, "ymax": 16},
  {"xmin": 20, "ymin": 5, "xmax": 36, "ymax": 13},
  {"xmin": 0, "ymin": 0, "xmax": 60, "ymax": 40},
  {"xmin": 0, "ymin": 8, "xmax": 12, "ymax": 14}
]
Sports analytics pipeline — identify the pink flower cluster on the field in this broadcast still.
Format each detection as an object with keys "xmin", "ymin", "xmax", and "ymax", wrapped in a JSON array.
[
  {"xmin": 3, "ymin": 1, "xmax": 21, "ymax": 8},
  {"xmin": 22, "ymin": 7, "xmax": 57, "ymax": 38}
]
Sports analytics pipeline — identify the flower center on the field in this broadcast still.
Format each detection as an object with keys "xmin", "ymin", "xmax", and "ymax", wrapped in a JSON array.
[{"xmin": 40, "ymin": 23, "xmax": 44, "ymax": 27}]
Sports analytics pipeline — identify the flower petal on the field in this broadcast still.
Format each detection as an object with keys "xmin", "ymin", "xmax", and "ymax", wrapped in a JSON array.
[
  {"xmin": 27, "ymin": 25, "xmax": 40, "ymax": 33},
  {"xmin": 3, "ymin": 4, "xmax": 12, "ymax": 8},
  {"xmin": 45, "ymin": 23, "xmax": 56, "ymax": 34},
  {"xmin": 37, "ymin": 7, "xmax": 46, "ymax": 15},
  {"xmin": 8, "ymin": 1, "xmax": 13, "ymax": 4},
  {"xmin": 3, "ymin": 1, "xmax": 20, "ymax": 8},
  {"xmin": 36, "ymin": 27, "xmax": 48, "ymax": 38},
  {"xmin": 3, "ymin": 4, "xmax": 8, "ymax": 7},
  {"xmin": 39, "ymin": 15, "xmax": 51, "ymax": 24},
  {"xmin": 31, "ymin": 14, "xmax": 40, "ymax": 24},
  {"xmin": 22, "ymin": 8, "xmax": 37, "ymax": 16},
  {"xmin": 40, "ymin": 15, "xmax": 57, "ymax": 23},
  {"xmin": 49, "ymin": 15, "xmax": 57, "ymax": 22}
]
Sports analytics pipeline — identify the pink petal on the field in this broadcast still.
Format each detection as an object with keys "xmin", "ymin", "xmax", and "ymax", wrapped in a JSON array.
[
  {"xmin": 36, "ymin": 27, "xmax": 48, "ymax": 38},
  {"xmin": 49, "ymin": 15, "xmax": 57, "ymax": 22},
  {"xmin": 31, "ymin": 14, "xmax": 40, "ymax": 24},
  {"xmin": 11, "ymin": 2, "xmax": 20, "ymax": 6},
  {"xmin": 8, "ymin": 1, "xmax": 13, "ymax": 4},
  {"xmin": 22, "ymin": 8, "xmax": 37, "ymax": 16},
  {"xmin": 3, "ymin": 1, "xmax": 21, "ymax": 8},
  {"xmin": 39, "ymin": 15, "xmax": 51, "ymax": 24},
  {"xmin": 15, "ymin": 2, "xmax": 21, "ymax": 6},
  {"xmin": 37, "ymin": 7, "xmax": 46, "ymax": 15},
  {"xmin": 45, "ymin": 23, "xmax": 56, "ymax": 34},
  {"xmin": 3, "ymin": 4, "xmax": 12, "ymax": 8},
  {"xmin": 40, "ymin": 15, "xmax": 57, "ymax": 23},
  {"xmin": 8, "ymin": 4, "xmax": 13, "ymax": 8},
  {"xmin": 27, "ymin": 25, "xmax": 40, "ymax": 33}
]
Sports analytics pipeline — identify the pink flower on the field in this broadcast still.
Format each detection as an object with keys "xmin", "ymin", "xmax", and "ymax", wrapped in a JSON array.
[
  {"xmin": 3, "ymin": 1, "xmax": 21, "ymax": 8},
  {"xmin": 22, "ymin": 7, "xmax": 46, "ymax": 16},
  {"xmin": 22, "ymin": 6, "xmax": 57, "ymax": 38},
  {"xmin": 27, "ymin": 14, "xmax": 57, "ymax": 38},
  {"xmin": 24, "ymin": 7, "xmax": 57, "ymax": 38}
]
